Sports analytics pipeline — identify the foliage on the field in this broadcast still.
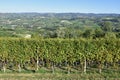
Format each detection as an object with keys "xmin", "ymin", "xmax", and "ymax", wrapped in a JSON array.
[{"xmin": 0, "ymin": 38, "xmax": 119, "ymax": 73}]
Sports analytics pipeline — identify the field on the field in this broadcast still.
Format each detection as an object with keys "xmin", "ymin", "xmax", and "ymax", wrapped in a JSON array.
[
  {"xmin": 0, "ymin": 67, "xmax": 120, "ymax": 80},
  {"xmin": 0, "ymin": 73, "xmax": 120, "ymax": 80},
  {"xmin": 0, "ymin": 38, "xmax": 119, "ymax": 79}
]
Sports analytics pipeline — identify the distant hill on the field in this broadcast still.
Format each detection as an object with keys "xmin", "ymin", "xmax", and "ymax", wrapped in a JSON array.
[
  {"xmin": 0, "ymin": 13, "xmax": 120, "ymax": 38},
  {"xmin": 0, "ymin": 13, "xmax": 120, "ymax": 19}
]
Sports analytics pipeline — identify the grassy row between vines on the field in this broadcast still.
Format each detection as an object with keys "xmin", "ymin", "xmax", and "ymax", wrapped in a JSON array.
[{"xmin": 0, "ymin": 72, "xmax": 120, "ymax": 80}]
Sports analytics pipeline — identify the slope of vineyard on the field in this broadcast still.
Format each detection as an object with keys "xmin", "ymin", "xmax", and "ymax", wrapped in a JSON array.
[{"xmin": 0, "ymin": 38, "xmax": 119, "ymax": 74}]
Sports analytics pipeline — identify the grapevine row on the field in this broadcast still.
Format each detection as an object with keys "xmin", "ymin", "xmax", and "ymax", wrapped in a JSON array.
[{"xmin": 0, "ymin": 38, "xmax": 119, "ymax": 73}]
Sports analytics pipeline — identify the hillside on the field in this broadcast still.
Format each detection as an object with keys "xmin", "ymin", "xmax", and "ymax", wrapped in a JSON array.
[{"xmin": 0, "ymin": 13, "xmax": 120, "ymax": 38}]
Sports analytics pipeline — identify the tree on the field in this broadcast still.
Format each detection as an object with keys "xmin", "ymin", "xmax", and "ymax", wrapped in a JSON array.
[
  {"xmin": 94, "ymin": 28, "xmax": 105, "ymax": 38},
  {"xmin": 83, "ymin": 29, "xmax": 94, "ymax": 38},
  {"xmin": 100, "ymin": 21, "xmax": 112, "ymax": 32}
]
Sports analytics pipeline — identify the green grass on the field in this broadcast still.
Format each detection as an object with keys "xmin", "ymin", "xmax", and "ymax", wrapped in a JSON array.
[
  {"xmin": 0, "ymin": 73, "xmax": 120, "ymax": 80},
  {"xmin": 0, "ymin": 67, "xmax": 120, "ymax": 80}
]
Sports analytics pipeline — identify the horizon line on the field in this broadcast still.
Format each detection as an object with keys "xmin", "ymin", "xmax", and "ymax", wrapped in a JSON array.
[{"xmin": 0, "ymin": 12, "xmax": 120, "ymax": 14}]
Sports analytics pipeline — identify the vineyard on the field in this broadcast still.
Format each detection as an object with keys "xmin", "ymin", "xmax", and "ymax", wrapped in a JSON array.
[{"xmin": 0, "ymin": 38, "xmax": 120, "ymax": 75}]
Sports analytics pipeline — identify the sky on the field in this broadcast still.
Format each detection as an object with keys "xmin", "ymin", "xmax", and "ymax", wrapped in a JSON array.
[{"xmin": 0, "ymin": 0, "xmax": 120, "ymax": 13}]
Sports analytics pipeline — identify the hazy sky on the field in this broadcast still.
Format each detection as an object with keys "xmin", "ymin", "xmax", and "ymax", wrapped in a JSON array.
[{"xmin": 0, "ymin": 0, "xmax": 119, "ymax": 13}]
